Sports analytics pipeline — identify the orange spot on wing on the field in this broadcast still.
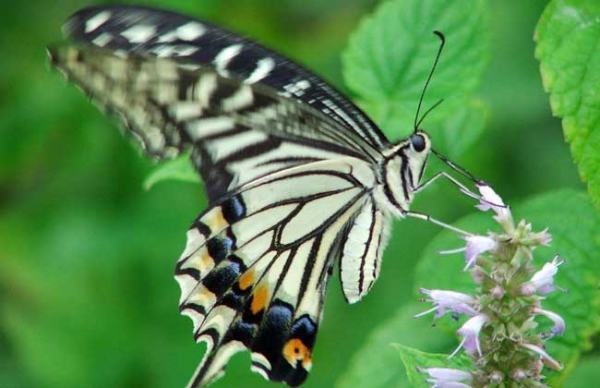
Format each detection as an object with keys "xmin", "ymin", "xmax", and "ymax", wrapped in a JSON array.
[
  {"xmin": 283, "ymin": 338, "xmax": 312, "ymax": 370},
  {"xmin": 251, "ymin": 285, "xmax": 269, "ymax": 315},
  {"xmin": 239, "ymin": 270, "xmax": 254, "ymax": 290}
]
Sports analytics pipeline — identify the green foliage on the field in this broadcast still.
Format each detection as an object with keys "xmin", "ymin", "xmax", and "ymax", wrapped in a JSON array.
[
  {"xmin": 336, "ymin": 303, "xmax": 454, "ymax": 388},
  {"xmin": 144, "ymin": 153, "xmax": 200, "ymax": 190},
  {"xmin": 393, "ymin": 345, "xmax": 472, "ymax": 388},
  {"xmin": 342, "ymin": 0, "xmax": 489, "ymax": 151},
  {"xmin": 564, "ymin": 356, "xmax": 600, "ymax": 387},
  {"xmin": 536, "ymin": 0, "xmax": 600, "ymax": 210},
  {"xmin": 432, "ymin": 98, "xmax": 488, "ymax": 158},
  {"xmin": 414, "ymin": 190, "xmax": 600, "ymax": 384}
]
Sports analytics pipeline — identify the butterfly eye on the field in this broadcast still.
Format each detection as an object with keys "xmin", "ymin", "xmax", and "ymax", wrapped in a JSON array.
[{"xmin": 410, "ymin": 133, "xmax": 426, "ymax": 152}]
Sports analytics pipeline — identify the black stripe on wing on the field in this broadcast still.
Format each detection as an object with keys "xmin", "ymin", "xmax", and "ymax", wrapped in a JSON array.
[
  {"xmin": 49, "ymin": 43, "xmax": 379, "ymax": 203},
  {"xmin": 61, "ymin": 5, "xmax": 390, "ymax": 150}
]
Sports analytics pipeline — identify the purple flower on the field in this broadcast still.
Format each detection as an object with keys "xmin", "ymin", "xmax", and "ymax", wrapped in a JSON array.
[
  {"xmin": 464, "ymin": 235, "xmax": 498, "ymax": 270},
  {"xmin": 521, "ymin": 343, "xmax": 562, "ymax": 371},
  {"xmin": 534, "ymin": 307, "xmax": 566, "ymax": 336},
  {"xmin": 415, "ymin": 289, "xmax": 478, "ymax": 319},
  {"xmin": 451, "ymin": 314, "xmax": 489, "ymax": 357},
  {"xmin": 521, "ymin": 256, "xmax": 564, "ymax": 296},
  {"xmin": 475, "ymin": 183, "xmax": 510, "ymax": 221},
  {"xmin": 419, "ymin": 367, "xmax": 472, "ymax": 388}
]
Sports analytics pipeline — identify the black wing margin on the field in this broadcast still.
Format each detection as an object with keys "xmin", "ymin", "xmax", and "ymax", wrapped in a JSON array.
[{"xmin": 61, "ymin": 5, "xmax": 389, "ymax": 150}]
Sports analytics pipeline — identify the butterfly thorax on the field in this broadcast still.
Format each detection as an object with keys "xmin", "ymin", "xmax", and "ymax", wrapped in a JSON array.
[{"xmin": 376, "ymin": 131, "xmax": 431, "ymax": 217}]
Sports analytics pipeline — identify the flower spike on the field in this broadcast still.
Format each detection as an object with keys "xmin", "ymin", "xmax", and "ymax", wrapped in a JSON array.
[{"xmin": 414, "ymin": 182, "xmax": 565, "ymax": 386}]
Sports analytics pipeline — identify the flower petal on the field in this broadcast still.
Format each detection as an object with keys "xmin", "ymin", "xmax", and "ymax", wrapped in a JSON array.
[
  {"xmin": 416, "ymin": 289, "xmax": 478, "ymax": 318},
  {"xmin": 464, "ymin": 235, "xmax": 498, "ymax": 270},
  {"xmin": 455, "ymin": 314, "xmax": 488, "ymax": 356},
  {"xmin": 523, "ymin": 256, "xmax": 564, "ymax": 295},
  {"xmin": 521, "ymin": 343, "xmax": 562, "ymax": 371},
  {"xmin": 476, "ymin": 184, "xmax": 510, "ymax": 220},
  {"xmin": 534, "ymin": 308, "xmax": 566, "ymax": 336},
  {"xmin": 420, "ymin": 367, "xmax": 472, "ymax": 382}
]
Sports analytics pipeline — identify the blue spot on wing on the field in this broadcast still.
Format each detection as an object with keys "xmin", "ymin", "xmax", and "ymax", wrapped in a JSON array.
[{"xmin": 221, "ymin": 195, "xmax": 246, "ymax": 223}]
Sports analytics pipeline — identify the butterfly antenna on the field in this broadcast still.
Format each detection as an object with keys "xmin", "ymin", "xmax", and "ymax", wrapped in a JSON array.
[
  {"xmin": 415, "ymin": 98, "xmax": 444, "ymax": 129},
  {"xmin": 414, "ymin": 31, "xmax": 446, "ymax": 133},
  {"xmin": 431, "ymin": 148, "xmax": 482, "ymax": 184}
]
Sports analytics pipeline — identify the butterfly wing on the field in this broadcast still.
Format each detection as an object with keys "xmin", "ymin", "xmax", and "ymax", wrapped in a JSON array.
[
  {"xmin": 49, "ymin": 5, "xmax": 393, "ymax": 386},
  {"xmin": 49, "ymin": 44, "xmax": 378, "ymax": 202},
  {"xmin": 340, "ymin": 200, "xmax": 392, "ymax": 304},
  {"xmin": 176, "ymin": 158, "xmax": 375, "ymax": 386},
  {"xmin": 62, "ymin": 5, "xmax": 389, "ymax": 149}
]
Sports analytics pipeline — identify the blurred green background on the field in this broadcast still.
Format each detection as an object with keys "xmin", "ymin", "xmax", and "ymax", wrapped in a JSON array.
[{"xmin": 0, "ymin": 0, "xmax": 586, "ymax": 387}]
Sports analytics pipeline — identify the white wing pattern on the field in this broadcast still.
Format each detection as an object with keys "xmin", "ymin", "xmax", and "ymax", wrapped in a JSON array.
[{"xmin": 49, "ymin": 5, "xmax": 395, "ymax": 386}]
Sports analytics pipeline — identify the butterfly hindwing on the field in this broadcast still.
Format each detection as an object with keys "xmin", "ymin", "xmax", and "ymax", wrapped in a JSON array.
[
  {"xmin": 340, "ymin": 201, "xmax": 392, "ymax": 303},
  {"xmin": 176, "ymin": 160, "xmax": 370, "ymax": 386}
]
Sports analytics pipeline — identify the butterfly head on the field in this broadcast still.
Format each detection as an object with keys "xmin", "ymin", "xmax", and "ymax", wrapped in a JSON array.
[
  {"xmin": 380, "ymin": 131, "xmax": 431, "ymax": 213},
  {"xmin": 406, "ymin": 130, "xmax": 431, "ymax": 187},
  {"xmin": 409, "ymin": 130, "xmax": 430, "ymax": 154}
]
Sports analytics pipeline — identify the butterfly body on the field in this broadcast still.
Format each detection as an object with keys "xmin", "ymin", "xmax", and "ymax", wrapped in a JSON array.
[{"xmin": 49, "ymin": 5, "xmax": 435, "ymax": 386}]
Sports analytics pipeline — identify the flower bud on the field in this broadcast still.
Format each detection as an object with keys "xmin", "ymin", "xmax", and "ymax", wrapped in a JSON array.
[
  {"xmin": 488, "ymin": 371, "xmax": 503, "ymax": 384},
  {"xmin": 512, "ymin": 369, "xmax": 527, "ymax": 381},
  {"xmin": 490, "ymin": 285, "xmax": 505, "ymax": 299}
]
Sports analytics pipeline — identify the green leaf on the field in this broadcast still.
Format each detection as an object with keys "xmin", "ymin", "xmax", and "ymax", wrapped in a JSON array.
[
  {"xmin": 564, "ymin": 356, "xmax": 600, "ymax": 387},
  {"xmin": 393, "ymin": 344, "xmax": 472, "ymax": 388},
  {"xmin": 362, "ymin": 97, "xmax": 489, "ymax": 159},
  {"xmin": 342, "ymin": 0, "xmax": 489, "ymax": 139},
  {"xmin": 536, "ymin": 0, "xmax": 600, "ymax": 210},
  {"xmin": 430, "ymin": 99, "xmax": 488, "ymax": 159},
  {"xmin": 143, "ymin": 154, "xmax": 199, "ymax": 190},
  {"xmin": 336, "ymin": 303, "xmax": 455, "ymax": 388},
  {"xmin": 414, "ymin": 189, "xmax": 600, "ymax": 384}
]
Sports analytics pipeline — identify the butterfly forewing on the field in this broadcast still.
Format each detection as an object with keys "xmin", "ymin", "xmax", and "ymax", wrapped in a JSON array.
[
  {"xmin": 61, "ymin": 5, "xmax": 389, "ymax": 151},
  {"xmin": 49, "ymin": 43, "xmax": 381, "ymax": 203},
  {"xmin": 50, "ymin": 5, "xmax": 396, "ymax": 387}
]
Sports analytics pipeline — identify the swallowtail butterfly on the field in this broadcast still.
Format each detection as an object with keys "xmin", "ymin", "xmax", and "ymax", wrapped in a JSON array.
[{"xmin": 49, "ymin": 5, "xmax": 485, "ymax": 387}]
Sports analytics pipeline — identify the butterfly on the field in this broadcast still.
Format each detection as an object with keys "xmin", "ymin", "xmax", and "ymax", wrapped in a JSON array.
[{"xmin": 48, "ymin": 5, "xmax": 485, "ymax": 387}]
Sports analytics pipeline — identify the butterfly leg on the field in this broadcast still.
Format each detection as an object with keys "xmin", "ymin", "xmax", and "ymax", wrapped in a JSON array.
[
  {"xmin": 403, "ymin": 210, "xmax": 472, "ymax": 237},
  {"xmin": 413, "ymin": 172, "xmax": 482, "ymax": 201}
]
